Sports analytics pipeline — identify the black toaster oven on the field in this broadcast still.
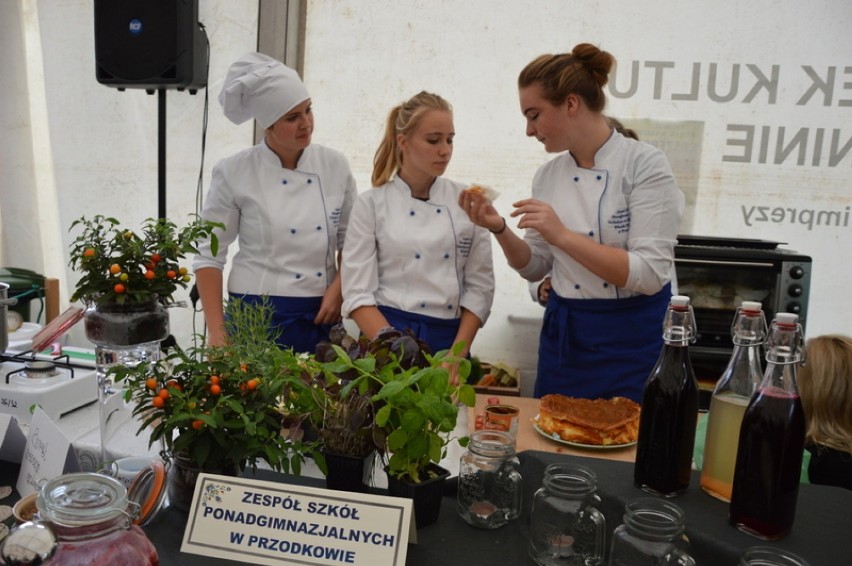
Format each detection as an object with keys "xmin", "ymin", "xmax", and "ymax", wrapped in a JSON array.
[{"xmin": 673, "ymin": 235, "xmax": 812, "ymax": 407}]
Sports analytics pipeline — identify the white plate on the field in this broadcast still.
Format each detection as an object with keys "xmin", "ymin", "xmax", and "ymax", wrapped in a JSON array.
[{"xmin": 532, "ymin": 418, "xmax": 637, "ymax": 451}]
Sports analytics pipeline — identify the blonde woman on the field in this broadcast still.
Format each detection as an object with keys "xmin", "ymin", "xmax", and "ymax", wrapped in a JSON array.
[
  {"xmin": 341, "ymin": 91, "xmax": 494, "ymax": 360},
  {"xmin": 799, "ymin": 334, "xmax": 852, "ymax": 490}
]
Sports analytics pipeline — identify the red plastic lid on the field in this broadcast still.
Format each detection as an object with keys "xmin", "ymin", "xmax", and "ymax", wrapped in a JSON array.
[{"xmin": 31, "ymin": 306, "xmax": 84, "ymax": 352}]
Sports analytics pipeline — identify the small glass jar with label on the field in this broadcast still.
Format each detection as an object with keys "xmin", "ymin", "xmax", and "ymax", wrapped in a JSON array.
[{"xmin": 456, "ymin": 430, "xmax": 522, "ymax": 529}]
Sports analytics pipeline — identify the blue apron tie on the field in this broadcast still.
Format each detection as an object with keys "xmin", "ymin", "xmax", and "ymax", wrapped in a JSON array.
[
  {"xmin": 230, "ymin": 293, "xmax": 332, "ymax": 354},
  {"xmin": 377, "ymin": 306, "xmax": 461, "ymax": 355},
  {"xmin": 535, "ymin": 283, "xmax": 672, "ymax": 402}
]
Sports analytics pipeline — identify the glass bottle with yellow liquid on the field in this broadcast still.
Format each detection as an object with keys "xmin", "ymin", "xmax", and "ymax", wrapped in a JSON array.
[{"xmin": 699, "ymin": 301, "xmax": 766, "ymax": 501}]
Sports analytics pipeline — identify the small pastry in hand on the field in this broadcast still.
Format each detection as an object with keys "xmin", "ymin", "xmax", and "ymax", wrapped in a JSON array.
[{"xmin": 464, "ymin": 184, "xmax": 500, "ymax": 201}]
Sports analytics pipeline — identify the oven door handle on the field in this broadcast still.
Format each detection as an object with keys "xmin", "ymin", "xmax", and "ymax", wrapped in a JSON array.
[{"xmin": 675, "ymin": 258, "xmax": 775, "ymax": 268}]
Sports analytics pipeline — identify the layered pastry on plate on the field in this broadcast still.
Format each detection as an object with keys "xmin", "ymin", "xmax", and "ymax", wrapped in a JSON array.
[{"xmin": 536, "ymin": 394, "xmax": 641, "ymax": 448}]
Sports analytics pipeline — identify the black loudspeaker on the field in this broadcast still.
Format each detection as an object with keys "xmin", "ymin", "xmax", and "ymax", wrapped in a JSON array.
[{"xmin": 94, "ymin": 0, "xmax": 208, "ymax": 92}]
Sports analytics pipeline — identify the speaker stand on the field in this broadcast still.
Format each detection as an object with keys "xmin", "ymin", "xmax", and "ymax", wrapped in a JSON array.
[{"xmin": 158, "ymin": 88, "xmax": 167, "ymax": 220}]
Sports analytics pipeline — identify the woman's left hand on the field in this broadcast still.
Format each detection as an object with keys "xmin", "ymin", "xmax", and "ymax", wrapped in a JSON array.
[
  {"xmin": 315, "ymin": 286, "xmax": 343, "ymax": 325},
  {"xmin": 442, "ymin": 360, "xmax": 461, "ymax": 386},
  {"xmin": 511, "ymin": 198, "xmax": 566, "ymax": 244}
]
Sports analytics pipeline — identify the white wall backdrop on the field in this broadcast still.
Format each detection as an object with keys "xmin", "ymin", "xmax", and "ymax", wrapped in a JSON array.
[
  {"xmin": 0, "ymin": 0, "xmax": 259, "ymax": 347},
  {"xmin": 2, "ymin": 1, "xmax": 850, "ymax": 395}
]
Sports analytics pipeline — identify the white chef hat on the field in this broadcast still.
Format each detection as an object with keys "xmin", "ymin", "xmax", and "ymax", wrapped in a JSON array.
[{"xmin": 218, "ymin": 52, "xmax": 310, "ymax": 129}]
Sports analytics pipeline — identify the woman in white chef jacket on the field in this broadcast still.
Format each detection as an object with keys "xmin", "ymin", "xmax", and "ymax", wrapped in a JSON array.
[
  {"xmin": 342, "ymin": 91, "xmax": 494, "ymax": 360},
  {"xmin": 461, "ymin": 44, "xmax": 684, "ymax": 402},
  {"xmin": 193, "ymin": 53, "xmax": 356, "ymax": 352}
]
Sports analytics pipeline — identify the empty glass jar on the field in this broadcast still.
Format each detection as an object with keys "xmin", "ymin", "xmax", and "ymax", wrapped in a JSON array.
[
  {"xmin": 609, "ymin": 498, "xmax": 695, "ymax": 566},
  {"xmin": 528, "ymin": 464, "xmax": 606, "ymax": 566},
  {"xmin": 456, "ymin": 430, "xmax": 522, "ymax": 528},
  {"xmin": 739, "ymin": 546, "xmax": 811, "ymax": 566}
]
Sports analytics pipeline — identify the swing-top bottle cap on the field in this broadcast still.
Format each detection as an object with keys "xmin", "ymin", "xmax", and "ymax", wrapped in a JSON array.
[
  {"xmin": 670, "ymin": 295, "xmax": 690, "ymax": 308},
  {"xmin": 775, "ymin": 312, "xmax": 799, "ymax": 326},
  {"xmin": 740, "ymin": 301, "xmax": 762, "ymax": 312}
]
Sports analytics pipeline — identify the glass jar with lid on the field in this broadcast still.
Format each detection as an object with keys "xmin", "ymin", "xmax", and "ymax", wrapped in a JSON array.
[
  {"xmin": 456, "ymin": 430, "xmax": 522, "ymax": 528},
  {"xmin": 37, "ymin": 472, "xmax": 159, "ymax": 565}
]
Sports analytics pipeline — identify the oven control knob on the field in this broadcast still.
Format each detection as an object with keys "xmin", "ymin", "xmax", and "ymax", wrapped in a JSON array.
[
  {"xmin": 788, "ymin": 284, "xmax": 803, "ymax": 297},
  {"xmin": 786, "ymin": 302, "xmax": 802, "ymax": 314},
  {"xmin": 789, "ymin": 266, "xmax": 805, "ymax": 279}
]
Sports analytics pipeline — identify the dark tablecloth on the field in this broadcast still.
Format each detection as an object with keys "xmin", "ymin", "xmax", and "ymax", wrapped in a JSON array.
[{"xmin": 3, "ymin": 451, "xmax": 850, "ymax": 565}]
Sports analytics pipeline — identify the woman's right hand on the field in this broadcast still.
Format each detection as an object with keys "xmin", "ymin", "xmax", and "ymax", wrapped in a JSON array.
[
  {"xmin": 206, "ymin": 326, "xmax": 228, "ymax": 348},
  {"xmin": 459, "ymin": 190, "xmax": 504, "ymax": 232}
]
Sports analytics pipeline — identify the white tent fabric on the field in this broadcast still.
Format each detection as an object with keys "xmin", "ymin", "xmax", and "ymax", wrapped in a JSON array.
[{"xmin": 0, "ymin": 0, "xmax": 257, "ymax": 346}]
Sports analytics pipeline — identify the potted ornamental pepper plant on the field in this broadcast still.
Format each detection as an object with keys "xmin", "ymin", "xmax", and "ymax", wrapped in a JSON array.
[
  {"xmin": 68, "ymin": 214, "xmax": 224, "ymax": 467},
  {"xmin": 68, "ymin": 214, "xmax": 222, "ymax": 345},
  {"xmin": 317, "ymin": 327, "xmax": 476, "ymax": 527},
  {"xmin": 110, "ymin": 298, "xmax": 324, "ymax": 511}
]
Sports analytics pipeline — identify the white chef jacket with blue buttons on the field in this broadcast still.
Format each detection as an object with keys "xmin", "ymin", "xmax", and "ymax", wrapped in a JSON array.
[
  {"xmin": 517, "ymin": 131, "xmax": 684, "ymax": 296},
  {"xmin": 193, "ymin": 141, "xmax": 356, "ymax": 297},
  {"xmin": 518, "ymin": 131, "xmax": 684, "ymax": 402},
  {"xmin": 341, "ymin": 177, "xmax": 494, "ymax": 325}
]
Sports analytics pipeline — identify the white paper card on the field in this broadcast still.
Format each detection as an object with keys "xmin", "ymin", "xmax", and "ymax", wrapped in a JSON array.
[
  {"xmin": 0, "ymin": 414, "xmax": 26, "ymax": 464},
  {"xmin": 16, "ymin": 407, "xmax": 80, "ymax": 496},
  {"xmin": 181, "ymin": 473, "xmax": 413, "ymax": 566}
]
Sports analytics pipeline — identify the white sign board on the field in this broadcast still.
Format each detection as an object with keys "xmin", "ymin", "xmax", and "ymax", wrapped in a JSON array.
[
  {"xmin": 181, "ymin": 473, "xmax": 412, "ymax": 566},
  {"xmin": 16, "ymin": 407, "xmax": 80, "ymax": 497}
]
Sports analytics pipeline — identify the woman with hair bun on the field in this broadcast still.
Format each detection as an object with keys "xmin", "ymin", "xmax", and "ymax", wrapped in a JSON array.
[
  {"xmin": 342, "ymin": 91, "xmax": 494, "ymax": 363},
  {"xmin": 461, "ymin": 43, "xmax": 684, "ymax": 402}
]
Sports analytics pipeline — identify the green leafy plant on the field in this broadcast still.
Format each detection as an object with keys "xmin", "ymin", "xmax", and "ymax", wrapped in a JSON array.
[
  {"xmin": 68, "ymin": 214, "xmax": 222, "ymax": 306},
  {"xmin": 111, "ymin": 298, "xmax": 322, "ymax": 474},
  {"xmin": 309, "ymin": 327, "xmax": 385, "ymax": 459},
  {"xmin": 314, "ymin": 328, "xmax": 476, "ymax": 483}
]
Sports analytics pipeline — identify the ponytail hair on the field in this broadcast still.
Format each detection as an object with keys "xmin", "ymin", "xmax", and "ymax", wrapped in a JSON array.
[
  {"xmin": 518, "ymin": 42, "xmax": 614, "ymax": 112},
  {"xmin": 372, "ymin": 91, "xmax": 452, "ymax": 187}
]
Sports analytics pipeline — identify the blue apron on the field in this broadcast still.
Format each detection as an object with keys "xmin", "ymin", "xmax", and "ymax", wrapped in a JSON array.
[
  {"xmin": 535, "ymin": 283, "xmax": 671, "ymax": 402},
  {"xmin": 377, "ymin": 306, "xmax": 460, "ymax": 356},
  {"xmin": 231, "ymin": 293, "xmax": 332, "ymax": 354}
]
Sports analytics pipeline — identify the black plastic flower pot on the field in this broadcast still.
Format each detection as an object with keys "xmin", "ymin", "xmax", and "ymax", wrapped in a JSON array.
[
  {"xmin": 322, "ymin": 450, "xmax": 373, "ymax": 494},
  {"xmin": 386, "ymin": 463, "xmax": 450, "ymax": 528}
]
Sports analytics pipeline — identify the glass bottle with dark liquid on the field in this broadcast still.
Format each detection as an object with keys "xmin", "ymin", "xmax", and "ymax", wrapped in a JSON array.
[
  {"xmin": 729, "ymin": 312, "xmax": 806, "ymax": 540},
  {"xmin": 634, "ymin": 295, "xmax": 699, "ymax": 497},
  {"xmin": 700, "ymin": 301, "xmax": 767, "ymax": 502}
]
